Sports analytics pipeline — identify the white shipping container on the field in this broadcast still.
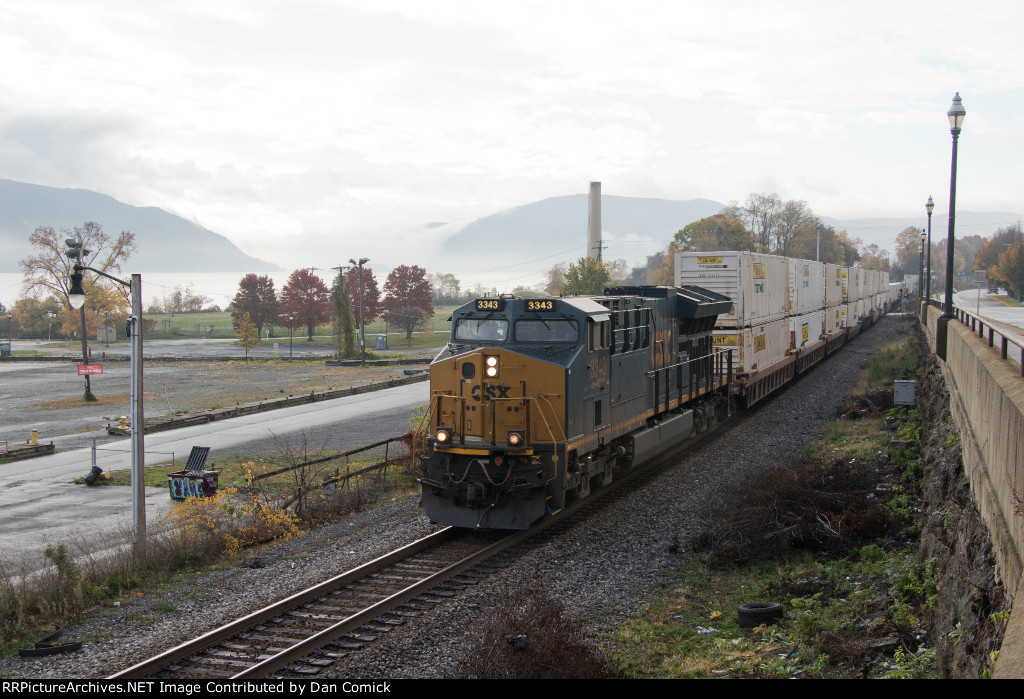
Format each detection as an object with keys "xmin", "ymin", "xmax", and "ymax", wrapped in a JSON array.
[
  {"xmin": 825, "ymin": 305, "xmax": 844, "ymax": 334},
  {"xmin": 841, "ymin": 268, "xmax": 851, "ymax": 303},
  {"xmin": 838, "ymin": 305, "xmax": 849, "ymax": 328},
  {"xmin": 790, "ymin": 310, "xmax": 825, "ymax": 349},
  {"xmin": 676, "ymin": 251, "xmax": 788, "ymax": 327},
  {"xmin": 846, "ymin": 302, "xmax": 861, "ymax": 325},
  {"xmin": 848, "ymin": 268, "xmax": 864, "ymax": 302},
  {"xmin": 824, "ymin": 263, "xmax": 844, "ymax": 307},
  {"xmin": 788, "ymin": 259, "xmax": 825, "ymax": 315},
  {"xmin": 711, "ymin": 318, "xmax": 790, "ymax": 375}
]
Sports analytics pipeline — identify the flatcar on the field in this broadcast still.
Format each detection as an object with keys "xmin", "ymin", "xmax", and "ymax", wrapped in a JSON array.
[{"xmin": 419, "ymin": 285, "xmax": 734, "ymax": 529}]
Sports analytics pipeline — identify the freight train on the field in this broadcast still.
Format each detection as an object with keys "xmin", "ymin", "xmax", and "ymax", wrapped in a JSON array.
[{"xmin": 419, "ymin": 252, "xmax": 891, "ymax": 530}]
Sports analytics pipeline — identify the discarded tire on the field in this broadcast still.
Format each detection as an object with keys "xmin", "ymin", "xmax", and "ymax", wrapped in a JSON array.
[{"xmin": 737, "ymin": 602, "xmax": 784, "ymax": 628}]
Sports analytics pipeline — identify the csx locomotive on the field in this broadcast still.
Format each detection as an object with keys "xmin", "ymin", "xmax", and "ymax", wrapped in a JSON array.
[{"xmin": 420, "ymin": 286, "xmax": 734, "ymax": 529}]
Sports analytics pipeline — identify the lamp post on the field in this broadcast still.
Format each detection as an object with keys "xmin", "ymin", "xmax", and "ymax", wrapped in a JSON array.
[
  {"xmin": 288, "ymin": 314, "xmax": 293, "ymax": 359},
  {"xmin": 45, "ymin": 311, "xmax": 56, "ymax": 342},
  {"xmin": 925, "ymin": 195, "xmax": 934, "ymax": 305},
  {"xmin": 942, "ymin": 93, "xmax": 965, "ymax": 319},
  {"xmin": 349, "ymin": 257, "xmax": 368, "ymax": 366},
  {"xmin": 936, "ymin": 93, "xmax": 965, "ymax": 360},
  {"xmin": 919, "ymin": 231, "xmax": 925, "ymax": 308},
  {"xmin": 69, "ymin": 266, "xmax": 146, "ymax": 547}
]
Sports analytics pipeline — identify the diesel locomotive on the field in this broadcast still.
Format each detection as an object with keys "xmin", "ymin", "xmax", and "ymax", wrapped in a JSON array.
[{"xmin": 419, "ymin": 285, "xmax": 735, "ymax": 529}]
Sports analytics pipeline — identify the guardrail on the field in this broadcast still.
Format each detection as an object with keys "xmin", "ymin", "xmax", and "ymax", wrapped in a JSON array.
[{"xmin": 951, "ymin": 305, "xmax": 1024, "ymax": 377}]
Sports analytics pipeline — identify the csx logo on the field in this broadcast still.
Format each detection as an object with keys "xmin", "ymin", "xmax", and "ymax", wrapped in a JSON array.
[{"xmin": 471, "ymin": 384, "xmax": 513, "ymax": 400}]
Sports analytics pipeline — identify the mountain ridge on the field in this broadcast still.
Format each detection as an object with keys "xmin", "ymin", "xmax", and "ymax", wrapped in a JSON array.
[{"xmin": 0, "ymin": 179, "xmax": 280, "ymax": 273}]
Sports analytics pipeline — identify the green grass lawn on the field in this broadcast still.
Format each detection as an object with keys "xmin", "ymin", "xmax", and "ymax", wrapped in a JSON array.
[{"xmin": 143, "ymin": 305, "xmax": 460, "ymax": 342}]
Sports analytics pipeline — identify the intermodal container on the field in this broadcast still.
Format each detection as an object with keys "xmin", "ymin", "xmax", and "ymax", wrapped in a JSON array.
[
  {"xmin": 788, "ymin": 258, "xmax": 825, "ymax": 315},
  {"xmin": 712, "ymin": 318, "xmax": 790, "ymax": 375},
  {"xmin": 676, "ymin": 251, "xmax": 788, "ymax": 328}
]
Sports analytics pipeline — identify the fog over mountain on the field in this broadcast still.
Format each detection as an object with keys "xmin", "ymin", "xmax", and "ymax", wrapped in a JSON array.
[
  {"xmin": 0, "ymin": 179, "xmax": 279, "ymax": 273},
  {"xmin": 3, "ymin": 178, "xmax": 1020, "ymax": 288}
]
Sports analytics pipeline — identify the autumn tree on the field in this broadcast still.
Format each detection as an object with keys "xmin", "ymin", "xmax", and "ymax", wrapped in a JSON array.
[
  {"xmin": 892, "ymin": 226, "xmax": 924, "ymax": 280},
  {"xmin": 975, "ymin": 225, "xmax": 1023, "ymax": 275},
  {"xmin": 10, "ymin": 296, "xmax": 61, "ymax": 339},
  {"xmin": 280, "ymin": 269, "xmax": 332, "ymax": 341},
  {"xmin": 789, "ymin": 218, "xmax": 849, "ymax": 264},
  {"xmin": 678, "ymin": 212, "xmax": 755, "ymax": 253},
  {"xmin": 346, "ymin": 265, "xmax": 382, "ymax": 324},
  {"xmin": 428, "ymin": 272, "xmax": 463, "ymax": 304},
  {"xmin": 383, "ymin": 265, "xmax": 434, "ymax": 341},
  {"xmin": 993, "ymin": 244, "xmax": 1024, "ymax": 300},
  {"xmin": 231, "ymin": 274, "xmax": 278, "ymax": 337},
  {"xmin": 152, "ymin": 284, "xmax": 213, "ymax": 313},
  {"xmin": 20, "ymin": 222, "xmax": 135, "ymax": 400},
  {"xmin": 858, "ymin": 244, "xmax": 891, "ymax": 272},
  {"xmin": 544, "ymin": 263, "xmax": 568, "ymax": 295},
  {"xmin": 559, "ymin": 257, "xmax": 610, "ymax": 296},
  {"xmin": 332, "ymin": 275, "xmax": 357, "ymax": 358},
  {"xmin": 236, "ymin": 312, "xmax": 261, "ymax": 359}
]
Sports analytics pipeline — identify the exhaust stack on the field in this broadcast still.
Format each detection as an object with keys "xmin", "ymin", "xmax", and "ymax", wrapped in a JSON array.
[{"xmin": 588, "ymin": 181, "xmax": 602, "ymax": 263}]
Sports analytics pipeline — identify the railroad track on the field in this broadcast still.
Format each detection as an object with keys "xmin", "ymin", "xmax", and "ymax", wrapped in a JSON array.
[
  {"xmin": 110, "ymin": 411, "xmax": 737, "ymax": 679},
  {"xmin": 110, "ymin": 527, "xmax": 518, "ymax": 679}
]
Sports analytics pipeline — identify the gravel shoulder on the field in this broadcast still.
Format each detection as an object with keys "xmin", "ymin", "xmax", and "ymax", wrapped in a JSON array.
[{"xmin": 1, "ymin": 316, "xmax": 902, "ymax": 679}]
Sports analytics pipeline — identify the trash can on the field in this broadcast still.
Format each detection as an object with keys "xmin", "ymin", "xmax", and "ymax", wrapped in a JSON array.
[
  {"xmin": 167, "ymin": 470, "xmax": 219, "ymax": 500},
  {"xmin": 376, "ymin": 333, "xmax": 387, "ymax": 350}
]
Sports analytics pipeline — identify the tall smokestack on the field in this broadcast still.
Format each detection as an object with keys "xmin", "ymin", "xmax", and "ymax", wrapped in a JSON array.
[{"xmin": 588, "ymin": 181, "xmax": 602, "ymax": 263}]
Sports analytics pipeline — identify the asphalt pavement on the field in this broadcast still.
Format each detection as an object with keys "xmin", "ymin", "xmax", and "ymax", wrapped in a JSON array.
[{"xmin": 0, "ymin": 381, "xmax": 427, "ymax": 574}]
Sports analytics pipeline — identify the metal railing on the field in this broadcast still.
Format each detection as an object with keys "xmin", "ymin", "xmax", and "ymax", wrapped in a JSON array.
[{"xmin": 948, "ymin": 305, "xmax": 1024, "ymax": 377}]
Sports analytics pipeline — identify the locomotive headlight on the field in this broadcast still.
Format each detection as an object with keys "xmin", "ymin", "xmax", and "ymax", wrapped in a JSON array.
[
  {"xmin": 485, "ymin": 355, "xmax": 499, "ymax": 378},
  {"xmin": 435, "ymin": 428, "xmax": 452, "ymax": 444},
  {"xmin": 507, "ymin": 430, "xmax": 525, "ymax": 447}
]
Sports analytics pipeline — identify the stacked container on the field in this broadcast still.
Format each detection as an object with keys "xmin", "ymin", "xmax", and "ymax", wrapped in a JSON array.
[
  {"xmin": 677, "ymin": 252, "xmax": 790, "ymax": 375},
  {"xmin": 788, "ymin": 258, "xmax": 825, "ymax": 316},
  {"xmin": 790, "ymin": 310, "xmax": 825, "ymax": 349},
  {"xmin": 675, "ymin": 252, "xmax": 788, "ymax": 327},
  {"xmin": 676, "ymin": 253, "xmax": 890, "ymax": 376},
  {"xmin": 711, "ymin": 320, "xmax": 791, "ymax": 374}
]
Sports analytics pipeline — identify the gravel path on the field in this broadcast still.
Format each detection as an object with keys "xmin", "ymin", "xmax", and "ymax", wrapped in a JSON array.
[{"xmin": 1, "ymin": 315, "xmax": 902, "ymax": 679}]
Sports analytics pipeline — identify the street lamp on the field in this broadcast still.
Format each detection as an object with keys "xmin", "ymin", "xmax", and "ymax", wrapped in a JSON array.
[
  {"xmin": 348, "ymin": 257, "xmax": 369, "ymax": 366},
  {"xmin": 936, "ymin": 93, "xmax": 965, "ymax": 360},
  {"xmin": 288, "ymin": 314, "xmax": 294, "ymax": 359},
  {"xmin": 69, "ymin": 264, "xmax": 147, "ymax": 546},
  {"xmin": 942, "ymin": 93, "xmax": 965, "ymax": 319},
  {"xmin": 925, "ymin": 195, "xmax": 934, "ymax": 306}
]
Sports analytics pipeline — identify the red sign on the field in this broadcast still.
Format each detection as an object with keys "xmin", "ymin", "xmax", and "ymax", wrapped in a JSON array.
[{"xmin": 78, "ymin": 364, "xmax": 104, "ymax": 375}]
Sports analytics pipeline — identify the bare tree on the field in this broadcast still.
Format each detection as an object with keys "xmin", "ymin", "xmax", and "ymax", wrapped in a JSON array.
[{"xmin": 20, "ymin": 222, "xmax": 134, "ymax": 400}]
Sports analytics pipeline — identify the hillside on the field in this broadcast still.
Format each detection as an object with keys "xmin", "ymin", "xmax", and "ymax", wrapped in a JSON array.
[
  {"xmin": 0, "ymin": 179, "xmax": 279, "ymax": 273},
  {"xmin": 442, "ymin": 194, "xmax": 725, "ymax": 259}
]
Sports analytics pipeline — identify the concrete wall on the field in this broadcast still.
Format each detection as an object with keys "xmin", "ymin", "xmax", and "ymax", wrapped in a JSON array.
[{"xmin": 923, "ymin": 304, "xmax": 1024, "ymax": 599}]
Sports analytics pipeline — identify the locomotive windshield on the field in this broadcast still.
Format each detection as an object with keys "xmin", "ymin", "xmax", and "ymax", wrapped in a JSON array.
[
  {"xmin": 454, "ymin": 318, "xmax": 508, "ymax": 342},
  {"xmin": 514, "ymin": 319, "xmax": 579, "ymax": 343}
]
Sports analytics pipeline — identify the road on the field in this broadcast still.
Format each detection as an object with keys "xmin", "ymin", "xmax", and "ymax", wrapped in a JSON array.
[
  {"xmin": 0, "ymin": 382, "xmax": 427, "ymax": 574},
  {"xmin": 13, "ymin": 337, "xmax": 442, "ymax": 360},
  {"xmin": 951, "ymin": 289, "xmax": 1024, "ymax": 366}
]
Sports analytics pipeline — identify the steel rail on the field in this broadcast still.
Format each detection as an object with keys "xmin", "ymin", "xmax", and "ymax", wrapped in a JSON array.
[
  {"xmin": 109, "ymin": 527, "xmax": 459, "ymax": 678},
  {"xmin": 234, "ymin": 525, "xmax": 536, "ymax": 677}
]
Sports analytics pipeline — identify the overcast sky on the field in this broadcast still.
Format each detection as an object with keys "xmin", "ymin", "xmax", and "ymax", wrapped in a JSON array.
[{"xmin": 2, "ymin": 0, "xmax": 1022, "ymax": 276}]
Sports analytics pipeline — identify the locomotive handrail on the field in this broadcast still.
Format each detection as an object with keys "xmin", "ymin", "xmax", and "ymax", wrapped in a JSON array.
[
  {"xmin": 534, "ymin": 393, "xmax": 568, "ymax": 488},
  {"xmin": 646, "ymin": 347, "xmax": 733, "ymax": 412},
  {"xmin": 952, "ymin": 305, "xmax": 1024, "ymax": 377}
]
